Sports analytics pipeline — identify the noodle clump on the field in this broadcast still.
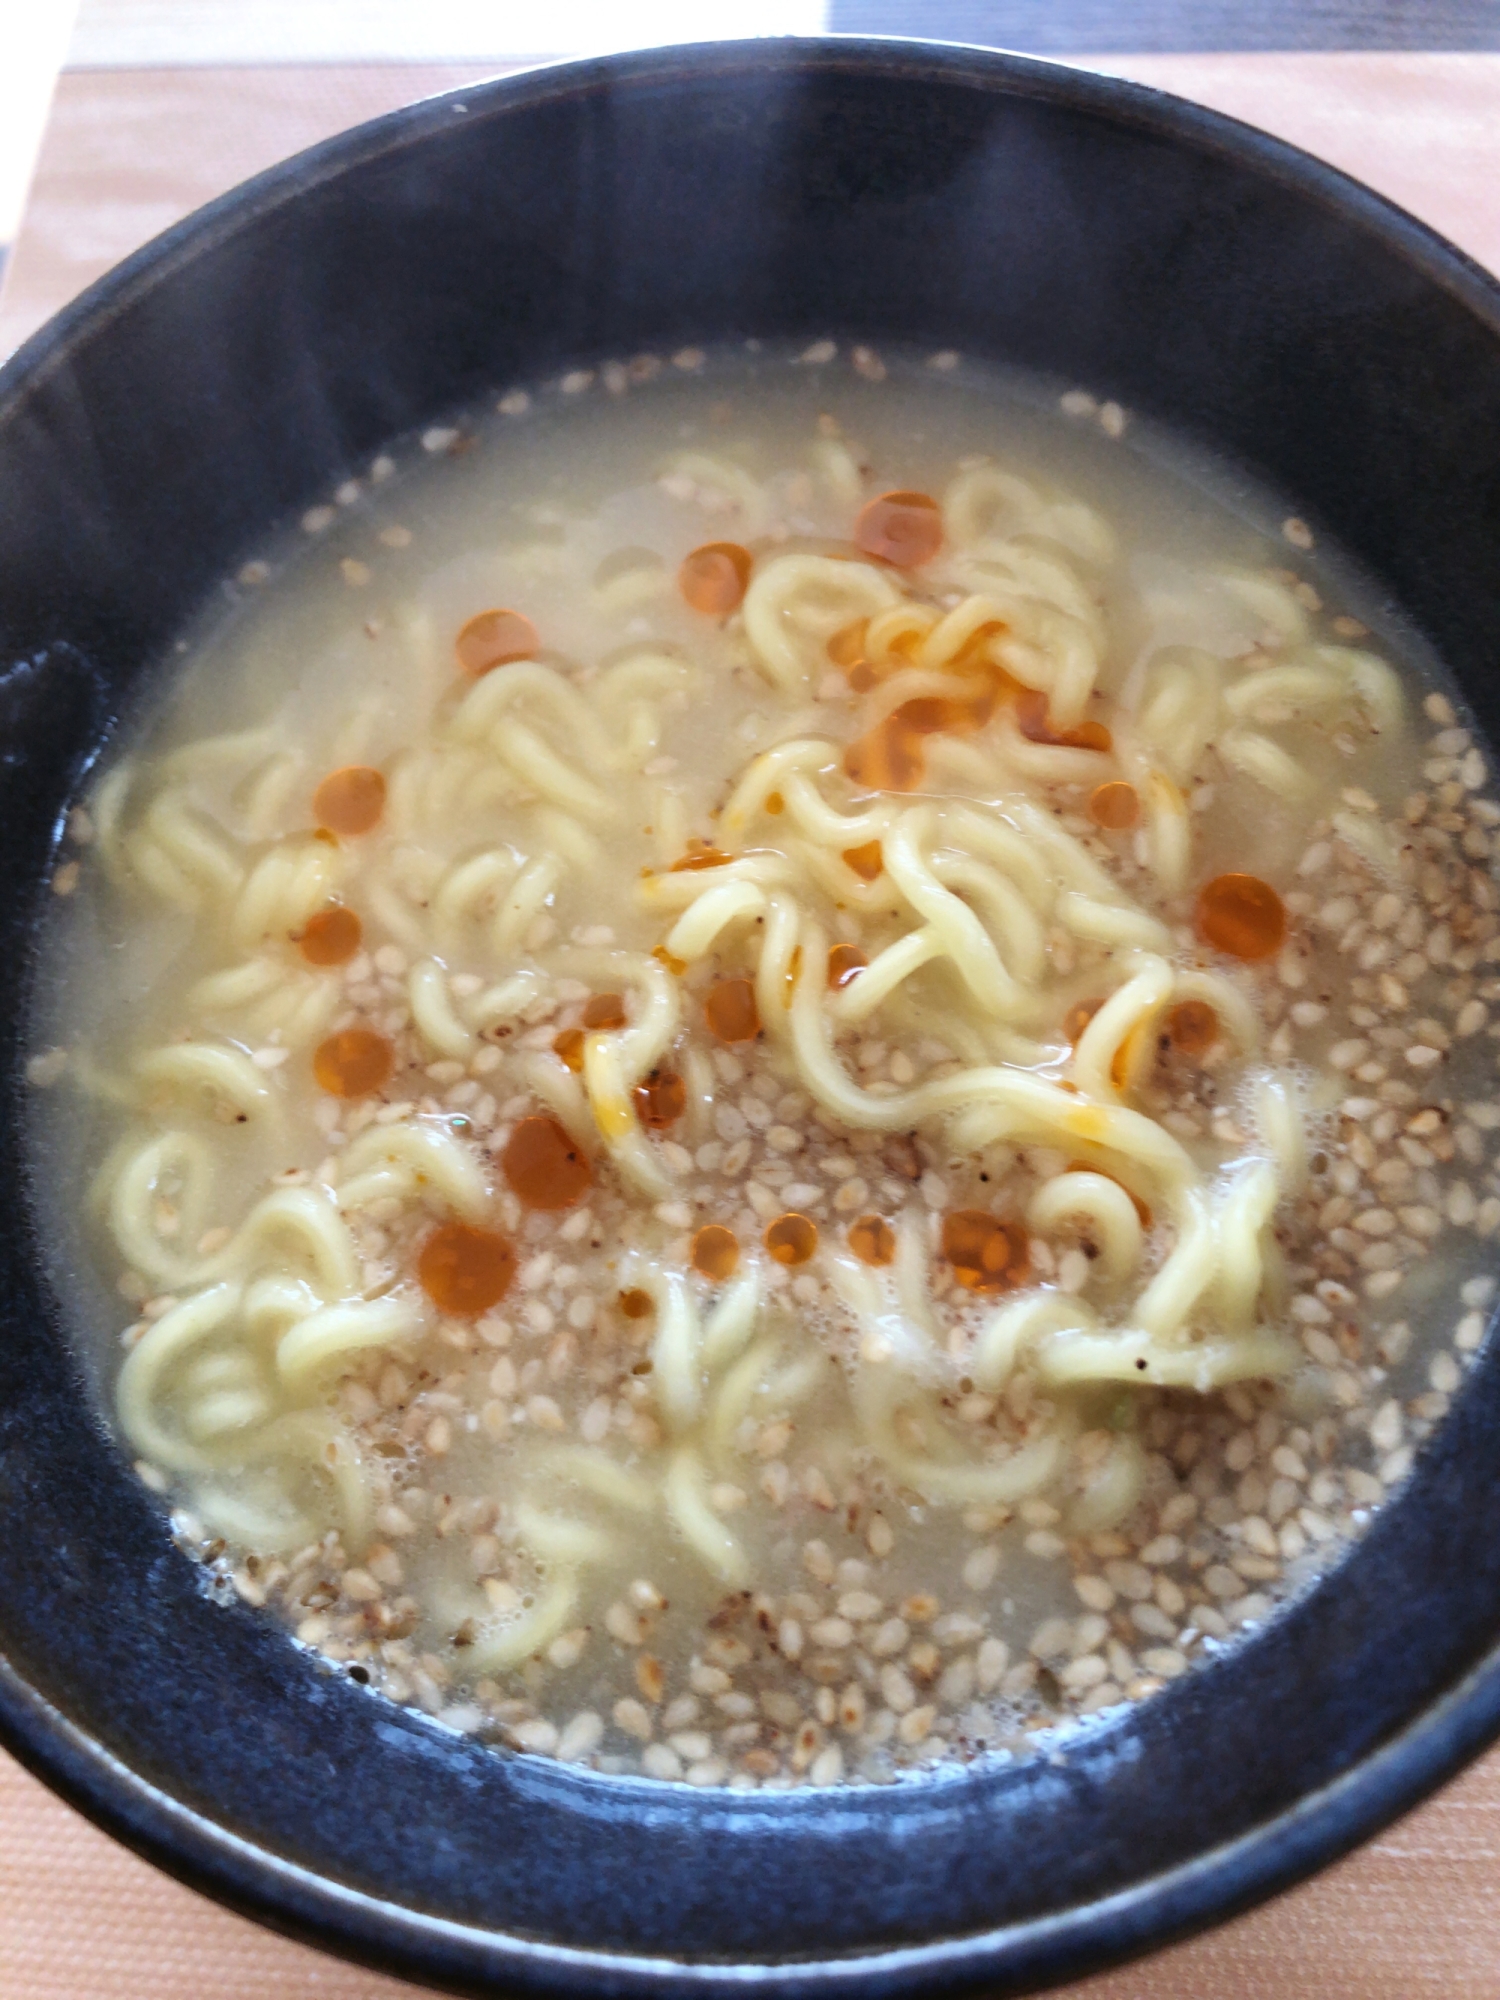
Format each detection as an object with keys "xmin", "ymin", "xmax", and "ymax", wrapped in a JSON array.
[{"xmin": 39, "ymin": 353, "xmax": 1499, "ymax": 1786}]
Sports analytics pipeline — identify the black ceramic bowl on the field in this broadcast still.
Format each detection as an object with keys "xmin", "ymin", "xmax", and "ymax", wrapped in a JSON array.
[{"xmin": 3, "ymin": 37, "xmax": 1500, "ymax": 1999}]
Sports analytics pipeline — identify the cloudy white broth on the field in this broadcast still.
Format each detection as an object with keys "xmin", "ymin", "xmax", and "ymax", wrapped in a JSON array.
[{"xmin": 29, "ymin": 342, "xmax": 1500, "ymax": 1789}]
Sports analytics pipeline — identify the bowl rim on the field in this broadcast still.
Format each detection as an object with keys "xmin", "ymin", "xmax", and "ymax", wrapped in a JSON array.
[
  {"xmin": 6, "ymin": 33, "xmax": 1500, "ymax": 421},
  {"xmin": 8, "ymin": 1622, "xmax": 1500, "ymax": 1999},
  {"xmin": 4, "ymin": 34, "xmax": 1500, "ymax": 1999}
]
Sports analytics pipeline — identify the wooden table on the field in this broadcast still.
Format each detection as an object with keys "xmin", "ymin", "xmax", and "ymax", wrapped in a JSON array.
[{"xmin": 5, "ymin": 46, "xmax": 1500, "ymax": 2000}]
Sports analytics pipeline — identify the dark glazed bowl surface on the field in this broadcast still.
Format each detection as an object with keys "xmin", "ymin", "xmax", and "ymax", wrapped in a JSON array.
[{"xmin": 3, "ymin": 38, "xmax": 1500, "ymax": 1999}]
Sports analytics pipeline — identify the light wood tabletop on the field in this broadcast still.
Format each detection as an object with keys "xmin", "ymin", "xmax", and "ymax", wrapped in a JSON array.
[{"xmin": 4, "ymin": 37, "xmax": 1500, "ymax": 2000}]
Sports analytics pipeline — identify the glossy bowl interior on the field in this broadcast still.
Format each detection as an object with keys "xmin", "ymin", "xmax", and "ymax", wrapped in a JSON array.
[{"xmin": 3, "ymin": 39, "xmax": 1500, "ymax": 2000}]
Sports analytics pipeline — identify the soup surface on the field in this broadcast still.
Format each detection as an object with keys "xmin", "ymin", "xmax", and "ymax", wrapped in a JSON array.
[{"xmin": 29, "ymin": 343, "xmax": 1500, "ymax": 1788}]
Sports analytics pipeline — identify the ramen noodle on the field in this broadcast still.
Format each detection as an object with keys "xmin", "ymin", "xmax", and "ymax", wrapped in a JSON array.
[{"xmin": 28, "ymin": 344, "xmax": 1500, "ymax": 1788}]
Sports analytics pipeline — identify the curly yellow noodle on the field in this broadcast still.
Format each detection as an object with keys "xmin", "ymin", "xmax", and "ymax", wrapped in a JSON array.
[
  {"xmin": 117, "ymin": 1283, "xmax": 245, "ymax": 1473},
  {"xmin": 1037, "ymin": 1327, "xmax": 1298, "ymax": 1390},
  {"xmin": 751, "ymin": 892, "xmax": 802, "ymax": 1043},
  {"xmin": 465, "ymin": 1573, "xmax": 580, "ymax": 1673},
  {"xmin": 632, "ymin": 1263, "xmax": 702, "ymax": 1433},
  {"xmin": 335, "ymin": 1117, "xmax": 491, "ymax": 1222},
  {"xmin": 408, "ymin": 957, "xmax": 476, "ymax": 1059},
  {"xmin": 524, "ymin": 1447, "xmax": 655, "ymax": 1513},
  {"xmin": 1131, "ymin": 1189, "xmax": 1219, "ymax": 1339},
  {"xmin": 664, "ymin": 1447, "xmax": 750, "ymax": 1586},
  {"xmin": 970, "ymin": 1290, "xmax": 1100, "ymax": 1395},
  {"xmin": 1071, "ymin": 957, "xmax": 1174, "ymax": 1104},
  {"xmin": 517, "ymin": 1052, "xmax": 598, "ymax": 1155},
  {"xmin": 513, "ymin": 1504, "xmax": 614, "ymax": 1568},
  {"xmin": 942, "ymin": 464, "xmax": 1117, "ymax": 568},
  {"xmin": 232, "ymin": 838, "xmax": 344, "ymax": 953},
  {"xmin": 664, "ymin": 880, "xmax": 767, "ymax": 964},
  {"xmin": 659, "ymin": 449, "xmax": 769, "ymax": 533},
  {"xmin": 1219, "ymin": 729, "xmax": 1316, "ymax": 801},
  {"xmin": 851, "ymin": 1358, "xmax": 1067, "ymax": 1506},
  {"xmin": 742, "ymin": 554, "xmax": 900, "ymax": 692},
  {"xmin": 1067, "ymin": 1434, "xmax": 1146, "ymax": 1535},
  {"xmin": 136, "ymin": 1042, "xmax": 279, "ymax": 1124},
  {"xmin": 1027, "ymin": 1173, "xmax": 1145, "ymax": 1287},
  {"xmin": 826, "ymin": 927, "xmax": 944, "ymax": 1028},
  {"xmin": 1212, "ymin": 1160, "xmax": 1282, "ymax": 1333},
  {"xmin": 494, "ymin": 855, "xmax": 564, "ymax": 955},
  {"xmin": 275, "ymin": 1295, "xmax": 424, "ymax": 1391},
  {"xmin": 107, "ymin": 1129, "xmax": 217, "ymax": 1286}
]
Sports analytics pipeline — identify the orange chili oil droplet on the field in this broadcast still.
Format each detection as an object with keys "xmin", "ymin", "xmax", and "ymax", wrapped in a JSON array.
[
  {"xmin": 652, "ymin": 944, "xmax": 687, "ymax": 976},
  {"xmin": 848, "ymin": 1214, "xmax": 896, "ymax": 1266},
  {"xmin": 679, "ymin": 542, "xmax": 753, "ymax": 615},
  {"xmin": 827, "ymin": 619, "xmax": 869, "ymax": 669},
  {"xmin": 828, "ymin": 613, "xmax": 891, "ymax": 685},
  {"xmin": 670, "ymin": 840, "xmax": 733, "ymax": 872},
  {"xmin": 1088, "ymin": 781, "xmax": 1141, "ymax": 831},
  {"xmin": 1014, "ymin": 691, "xmax": 1060, "ymax": 744},
  {"xmin": 1196, "ymin": 873, "xmax": 1287, "ymax": 962},
  {"xmin": 854, "ymin": 490, "xmax": 943, "ymax": 568},
  {"xmin": 582, "ymin": 991, "xmax": 627, "ymax": 1030},
  {"xmin": 502, "ymin": 1114, "xmax": 592, "ymax": 1210},
  {"xmin": 705, "ymin": 977, "xmax": 760, "ymax": 1042},
  {"xmin": 313, "ymin": 765, "xmax": 386, "ymax": 837},
  {"xmin": 765, "ymin": 791, "xmax": 785, "ymax": 815},
  {"xmin": 844, "ymin": 713, "xmax": 925, "ymax": 793},
  {"xmin": 619, "ymin": 1287, "xmax": 654, "ymax": 1320},
  {"xmin": 1015, "ymin": 690, "xmax": 1113, "ymax": 754},
  {"xmin": 765, "ymin": 1212, "xmax": 818, "ymax": 1266},
  {"xmin": 844, "ymin": 692, "xmax": 994, "ymax": 795},
  {"xmin": 552, "ymin": 1026, "xmax": 585, "ymax": 1072},
  {"xmin": 691, "ymin": 1224, "xmax": 740, "ymax": 1281},
  {"xmin": 913, "ymin": 688, "xmax": 997, "ymax": 735},
  {"xmin": 313, "ymin": 1027, "xmax": 394, "ymax": 1098},
  {"xmin": 418, "ymin": 1221, "xmax": 517, "ymax": 1317},
  {"xmin": 455, "ymin": 608, "xmax": 539, "ymax": 675},
  {"xmin": 942, "ymin": 1211, "xmax": 1031, "ymax": 1294},
  {"xmin": 827, "ymin": 943, "xmax": 868, "ymax": 990},
  {"xmin": 298, "ymin": 904, "xmax": 361, "ymax": 966},
  {"xmin": 635, "ymin": 1068, "xmax": 687, "ymax": 1128},
  {"xmin": 1167, "ymin": 999, "xmax": 1219, "ymax": 1057},
  {"xmin": 842, "ymin": 840, "xmax": 884, "ymax": 882},
  {"xmin": 1063, "ymin": 998, "xmax": 1103, "ymax": 1044}
]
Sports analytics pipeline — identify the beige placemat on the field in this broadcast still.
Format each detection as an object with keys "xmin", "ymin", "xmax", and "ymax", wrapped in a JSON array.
[{"xmin": 5, "ymin": 49, "xmax": 1500, "ymax": 1999}]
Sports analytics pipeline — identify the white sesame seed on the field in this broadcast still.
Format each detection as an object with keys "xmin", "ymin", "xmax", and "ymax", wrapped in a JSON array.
[
  {"xmin": 1369, "ymin": 1400, "xmax": 1404, "ymax": 1452},
  {"xmin": 1140, "ymin": 1648, "xmax": 1188, "ymax": 1679},
  {"xmin": 1060, "ymin": 1653, "xmax": 1108, "ymax": 1690},
  {"xmin": 962, "ymin": 1545, "xmax": 1000, "ymax": 1592},
  {"xmin": 556, "ymin": 1712, "xmax": 604, "ymax": 1762}
]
